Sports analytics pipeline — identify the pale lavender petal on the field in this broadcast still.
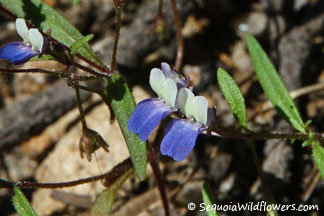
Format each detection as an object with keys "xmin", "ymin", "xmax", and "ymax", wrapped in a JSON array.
[
  {"xmin": 161, "ymin": 62, "xmax": 187, "ymax": 88},
  {"xmin": 161, "ymin": 62, "xmax": 172, "ymax": 78},
  {"xmin": 128, "ymin": 98, "xmax": 174, "ymax": 141},
  {"xmin": 0, "ymin": 42, "xmax": 39, "ymax": 65},
  {"xmin": 160, "ymin": 119, "xmax": 204, "ymax": 161}
]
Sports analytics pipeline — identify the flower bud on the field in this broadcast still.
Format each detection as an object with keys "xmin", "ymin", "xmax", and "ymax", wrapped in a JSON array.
[{"xmin": 79, "ymin": 128, "xmax": 109, "ymax": 161}]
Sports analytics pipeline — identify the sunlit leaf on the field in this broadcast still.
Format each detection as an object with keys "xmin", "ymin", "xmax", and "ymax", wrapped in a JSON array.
[
  {"xmin": 313, "ymin": 143, "xmax": 324, "ymax": 181},
  {"xmin": 217, "ymin": 68, "xmax": 247, "ymax": 129},
  {"xmin": 202, "ymin": 182, "xmax": 218, "ymax": 216},
  {"xmin": 0, "ymin": 0, "xmax": 105, "ymax": 67},
  {"xmin": 105, "ymin": 74, "xmax": 147, "ymax": 180},
  {"xmin": 12, "ymin": 187, "xmax": 38, "ymax": 216},
  {"xmin": 246, "ymin": 35, "xmax": 305, "ymax": 133},
  {"xmin": 90, "ymin": 168, "xmax": 134, "ymax": 216}
]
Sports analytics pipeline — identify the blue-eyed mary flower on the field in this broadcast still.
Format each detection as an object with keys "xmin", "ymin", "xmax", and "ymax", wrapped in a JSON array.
[
  {"xmin": 160, "ymin": 88, "xmax": 214, "ymax": 161},
  {"xmin": 127, "ymin": 63, "xmax": 187, "ymax": 141},
  {"xmin": 0, "ymin": 18, "xmax": 48, "ymax": 65}
]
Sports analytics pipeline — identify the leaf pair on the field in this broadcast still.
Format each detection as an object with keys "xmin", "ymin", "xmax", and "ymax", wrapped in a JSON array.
[
  {"xmin": 218, "ymin": 35, "xmax": 306, "ymax": 132},
  {"xmin": 219, "ymin": 35, "xmax": 324, "ymax": 183}
]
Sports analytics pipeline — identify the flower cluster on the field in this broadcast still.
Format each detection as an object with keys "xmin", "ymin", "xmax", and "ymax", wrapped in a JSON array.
[
  {"xmin": 128, "ymin": 63, "xmax": 214, "ymax": 161},
  {"xmin": 0, "ymin": 18, "xmax": 47, "ymax": 65}
]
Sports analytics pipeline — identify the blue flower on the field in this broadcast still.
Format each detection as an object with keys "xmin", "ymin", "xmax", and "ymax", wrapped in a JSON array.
[
  {"xmin": 127, "ymin": 63, "xmax": 187, "ymax": 141},
  {"xmin": 128, "ymin": 63, "xmax": 215, "ymax": 161},
  {"xmin": 0, "ymin": 18, "xmax": 47, "ymax": 65},
  {"xmin": 160, "ymin": 88, "xmax": 214, "ymax": 161}
]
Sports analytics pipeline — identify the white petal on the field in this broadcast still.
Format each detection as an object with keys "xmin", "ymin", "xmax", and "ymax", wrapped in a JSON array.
[
  {"xmin": 177, "ymin": 88, "xmax": 194, "ymax": 117},
  {"xmin": 191, "ymin": 96, "xmax": 208, "ymax": 125},
  {"xmin": 161, "ymin": 78, "xmax": 177, "ymax": 107},
  {"xmin": 28, "ymin": 28, "xmax": 44, "ymax": 52},
  {"xmin": 149, "ymin": 68, "xmax": 165, "ymax": 96},
  {"xmin": 16, "ymin": 18, "xmax": 29, "ymax": 43}
]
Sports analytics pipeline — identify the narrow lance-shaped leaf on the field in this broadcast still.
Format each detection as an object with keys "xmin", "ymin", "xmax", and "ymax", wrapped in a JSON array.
[
  {"xmin": 12, "ymin": 187, "xmax": 38, "ymax": 216},
  {"xmin": 90, "ymin": 168, "xmax": 134, "ymax": 216},
  {"xmin": 313, "ymin": 143, "xmax": 324, "ymax": 181},
  {"xmin": 217, "ymin": 68, "xmax": 247, "ymax": 129},
  {"xmin": 246, "ymin": 35, "xmax": 306, "ymax": 133},
  {"xmin": 0, "ymin": 0, "xmax": 105, "ymax": 68},
  {"xmin": 105, "ymin": 74, "xmax": 147, "ymax": 180},
  {"xmin": 70, "ymin": 34, "xmax": 94, "ymax": 55},
  {"xmin": 202, "ymin": 182, "xmax": 219, "ymax": 216}
]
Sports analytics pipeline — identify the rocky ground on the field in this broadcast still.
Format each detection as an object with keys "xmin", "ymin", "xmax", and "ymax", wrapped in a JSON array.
[{"xmin": 1, "ymin": 0, "xmax": 324, "ymax": 215}]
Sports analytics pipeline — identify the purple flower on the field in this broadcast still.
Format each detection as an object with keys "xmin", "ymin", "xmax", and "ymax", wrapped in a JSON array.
[
  {"xmin": 160, "ymin": 88, "xmax": 214, "ymax": 161},
  {"xmin": 0, "ymin": 18, "xmax": 47, "ymax": 65},
  {"xmin": 128, "ymin": 63, "xmax": 187, "ymax": 141}
]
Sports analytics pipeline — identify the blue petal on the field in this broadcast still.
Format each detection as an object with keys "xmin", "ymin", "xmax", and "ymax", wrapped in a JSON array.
[
  {"xmin": 0, "ymin": 42, "xmax": 39, "ymax": 65},
  {"xmin": 160, "ymin": 119, "xmax": 204, "ymax": 161},
  {"xmin": 128, "ymin": 98, "xmax": 174, "ymax": 141}
]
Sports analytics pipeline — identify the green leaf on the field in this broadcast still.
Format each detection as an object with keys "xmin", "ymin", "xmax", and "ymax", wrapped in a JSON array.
[
  {"xmin": 105, "ymin": 74, "xmax": 147, "ymax": 180},
  {"xmin": 0, "ymin": 0, "xmax": 105, "ymax": 68},
  {"xmin": 217, "ymin": 68, "xmax": 247, "ymax": 129},
  {"xmin": 70, "ymin": 34, "xmax": 94, "ymax": 55},
  {"xmin": 302, "ymin": 132, "xmax": 315, "ymax": 147},
  {"xmin": 246, "ymin": 35, "xmax": 305, "ymax": 133},
  {"xmin": 12, "ymin": 187, "xmax": 38, "ymax": 216},
  {"xmin": 90, "ymin": 168, "xmax": 134, "ymax": 216},
  {"xmin": 313, "ymin": 143, "xmax": 324, "ymax": 181},
  {"xmin": 30, "ymin": 54, "xmax": 55, "ymax": 61},
  {"xmin": 202, "ymin": 182, "xmax": 218, "ymax": 216}
]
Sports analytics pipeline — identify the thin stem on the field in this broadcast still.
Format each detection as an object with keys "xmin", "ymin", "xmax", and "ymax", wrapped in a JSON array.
[
  {"xmin": 77, "ymin": 84, "xmax": 105, "ymax": 95},
  {"xmin": 72, "ymin": 62, "xmax": 111, "ymax": 79},
  {"xmin": 0, "ymin": 157, "xmax": 135, "ymax": 189},
  {"xmin": 0, "ymin": 67, "xmax": 100, "ymax": 81},
  {"xmin": 170, "ymin": 0, "xmax": 184, "ymax": 71},
  {"xmin": 150, "ymin": 160, "xmax": 170, "ymax": 216},
  {"xmin": 157, "ymin": 0, "xmax": 163, "ymax": 19},
  {"xmin": 111, "ymin": 0, "xmax": 124, "ymax": 71},
  {"xmin": 210, "ymin": 125, "xmax": 324, "ymax": 142},
  {"xmin": 74, "ymin": 85, "xmax": 87, "ymax": 130},
  {"xmin": 248, "ymin": 140, "xmax": 278, "ymax": 215},
  {"xmin": 0, "ymin": 173, "xmax": 108, "ymax": 189}
]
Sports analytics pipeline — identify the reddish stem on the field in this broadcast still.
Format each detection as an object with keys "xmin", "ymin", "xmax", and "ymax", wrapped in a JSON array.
[
  {"xmin": 170, "ymin": 0, "xmax": 184, "ymax": 71},
  {"xmin": 150, "ymin": 160, "xmax": 170, "ymax": 216}
]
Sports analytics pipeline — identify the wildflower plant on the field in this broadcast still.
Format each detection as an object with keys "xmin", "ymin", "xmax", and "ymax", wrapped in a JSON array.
[
  {"xmin": 0, "ymin": 18, "xmax": 47, "ymax": 64},
  {"xmin": 0, "ymin": 0, "xmax": 323, "ymax": 216}
]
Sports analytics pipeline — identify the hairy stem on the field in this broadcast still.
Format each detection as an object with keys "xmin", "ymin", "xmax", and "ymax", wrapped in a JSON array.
[
  {"xmin": 111, "ymin": 0, "xmax": 124, "ymax": 71},
  {"xmin": 74, "ymin": 85, "xmax": 87, "ymax": 130},
  {"xmin": 211, "ymin": 125, "xmax": 324, "ymax": 142},
  {"xmin": 0, "ymin": 67, "xmax": 100, "ymax": 81},
  {"xmin": 0, "ymin": 158, "xmax": 134, "ymax": 189}
]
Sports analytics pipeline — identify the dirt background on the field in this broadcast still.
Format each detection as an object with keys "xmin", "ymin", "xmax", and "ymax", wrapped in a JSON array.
[{"xmin": 1, "ymin": 0, "xmax": 324, "ymax": 215}]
